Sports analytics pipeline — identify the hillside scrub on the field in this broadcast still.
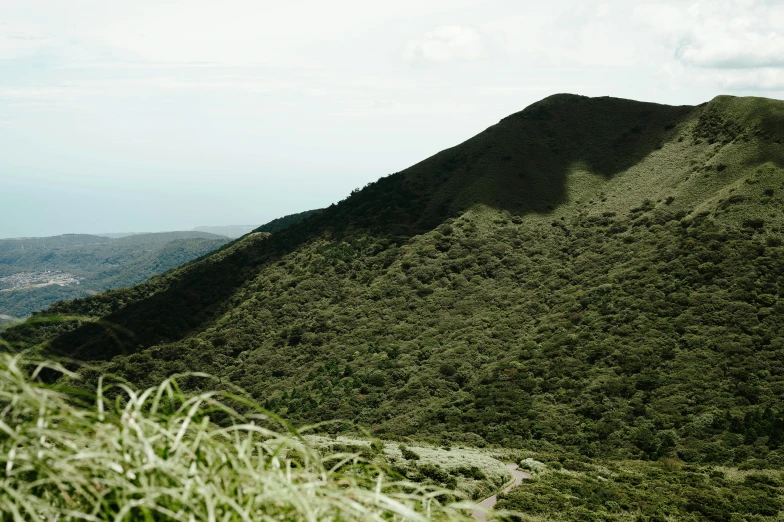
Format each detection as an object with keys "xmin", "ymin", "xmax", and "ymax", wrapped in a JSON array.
[
  {"xmin": 49, "ymin": 188, "xmax": 784, "ymax": 466},
  {"xmin": 494, "ymin": 452, "xmax": 784, "ymax": 521},
  {"xmin": 0, "ymin": 354, "xmax": 474, "ymax": 521},
  {"xmin": 307, "ymin": 435, "xmax": 512, "ymax": 501},
  {"xmin": 4, "ymin": 94, "xmax": 784, "ymax": 469},
  {"xmin": 255, "ymin": 209, "xmax": 324, "ymax": 234}
]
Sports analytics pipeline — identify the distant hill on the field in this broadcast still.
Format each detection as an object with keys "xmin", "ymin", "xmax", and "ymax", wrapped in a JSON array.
[
  {"xmin": 0, "ymin": 231, "xmax": 230, "ymax": 317},
  {"xmin": 96, "ymin": 232, "xmax": 146, "ymax": 239},
  {"xmin": 6, "ymin": 94, "xmax": 784, "ymax": 471},
  {"xmin": 195, "ymin": 210, "xmax": 321, "ymax": 238},
  {"xmin": 254, "ymin": 209, "xmax": 323, "ymax": 234},
  {"xmin": 192, "ymin": 225, "xmax": 256, "ymax": 238}
]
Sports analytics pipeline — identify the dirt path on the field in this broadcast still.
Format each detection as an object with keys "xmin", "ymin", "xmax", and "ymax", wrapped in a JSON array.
[{"xmin": 471, "ymin": 463, "xmax": 530, "ymax": 521}]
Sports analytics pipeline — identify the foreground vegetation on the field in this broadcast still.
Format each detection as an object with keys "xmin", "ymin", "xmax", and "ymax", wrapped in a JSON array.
[
  {"xmin": 3, "ymin": 352, "xmax": 782, "ymax": 520},
  {"xmin": 0, "ymin": 354, "xmax": 475, "ymax": 521},
  {"xmin": 496, "ymin": 453, "xmax": 784, "ymax": 521},
  {"xmin": 307, "ymin": 436, "xmax": 511, "ymax": 501}
]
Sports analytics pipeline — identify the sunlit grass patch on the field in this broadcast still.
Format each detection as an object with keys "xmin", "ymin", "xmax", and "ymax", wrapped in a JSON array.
[
  {"xmin": 0, "ymin": 354, "xmax": 473, "ymax": 521},
  {"xmin": 309, "ymin": 435, "xmax": 511, "ymax": 501}
]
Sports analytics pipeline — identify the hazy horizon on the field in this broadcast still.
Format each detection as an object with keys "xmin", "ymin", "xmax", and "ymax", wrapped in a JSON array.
[
  {"xmin": 2, "ymin": 0, "xmax": 783, "ymax": 238},
  {"xmin": 1, "ymin": 223, "xmax": 273, "ymax": 240}
]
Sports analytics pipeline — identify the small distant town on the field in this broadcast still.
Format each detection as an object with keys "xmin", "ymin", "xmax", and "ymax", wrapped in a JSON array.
[{"xmin": 0, "ymin": 271, "xmax": 81, "ymax": 292}]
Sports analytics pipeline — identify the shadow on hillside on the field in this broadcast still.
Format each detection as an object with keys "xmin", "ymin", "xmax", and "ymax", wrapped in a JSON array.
[
  {"xmin": 37, "ymin": 95, "xmax": 704, "ymax": 362},
  {"xmin": 336, "ymin": 95, "xmax": 698, "ymax": 234}
]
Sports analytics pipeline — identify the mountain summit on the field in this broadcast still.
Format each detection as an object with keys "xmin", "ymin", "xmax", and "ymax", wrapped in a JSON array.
[{"xmin": 5, "ymin": 94, "xmax": 784, "ymax": 462}]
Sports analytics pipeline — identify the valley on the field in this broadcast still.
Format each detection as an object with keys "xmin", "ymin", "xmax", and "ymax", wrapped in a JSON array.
[
  {"xmin": 0, "ymin": 270, "xmax": 81, "ymax": 292},
  {"xmin": 0, "ymin": 232, "xmax": 232, "ymax": 318}
]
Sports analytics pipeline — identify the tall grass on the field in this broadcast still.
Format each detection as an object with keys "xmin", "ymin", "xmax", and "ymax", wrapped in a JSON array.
[{"xmin": 0, "ymin": 355, "xmax": 473, "ymax": 521}]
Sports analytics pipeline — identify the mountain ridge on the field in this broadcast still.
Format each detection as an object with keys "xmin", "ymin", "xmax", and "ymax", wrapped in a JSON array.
[{"xmin": 4, "ymin": 93, "xmax": 784, "ymax": 466}]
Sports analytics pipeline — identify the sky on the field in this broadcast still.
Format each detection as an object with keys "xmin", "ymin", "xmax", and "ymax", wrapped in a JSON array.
[{"xmin": 1, "ymin": 0, "xmax": 783, "ymax": 238}]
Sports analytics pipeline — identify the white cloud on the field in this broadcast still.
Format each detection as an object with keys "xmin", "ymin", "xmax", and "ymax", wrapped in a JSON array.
[
  {"xmin": 636, "ymin": 1, "xmax": 784, "ymax": 69},
  {"xmin": 677, "ymin": 33, "xmax": 784, "ymax": 69},
  {"xmin": 713, "ymin": 68, "xmax": 784, "ymax": 91},
  {"xmin": 632, "ymin": 1, "xmax": 784, "ymax": 92},
  {"xmin": 0, "ymin": 21, "xmax": 51, "ymax": 60},
  {"xmin": 403, "ymin": 25, "xmax": 487, "ymax": 65},
  {"xmin": 0, "ymin": 87, "xmax": 80, "ymax": 99},
  {"xmin": 654, "ymin": 61, "xmax": 784, "ymax": 93},
  {"xmin": 675, "ymin": 4, "xmax": 784, "ymax": 70}
]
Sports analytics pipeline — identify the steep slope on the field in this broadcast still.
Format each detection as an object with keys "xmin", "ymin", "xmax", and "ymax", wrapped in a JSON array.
[
  {"xmin": 192, "ymin": 210, "xmax": 321, "ymax": 238},
  {"xmin": 6, "ymin": 95, "xmax": 694, "ymax": 354},
  {"xmin": 0, "ymin": 315, "xmax": 21, "ymax": 332},
  {"xmin": 255, "ymin": 208, "xmax": 323, "ymax": 234},
  {"xmin": 5, "ymin": 94, "xmax": 784, "ymax": 466},
  {"xmin": 192, "ymin": 225, "xmax": 257, "ymax": 238}
]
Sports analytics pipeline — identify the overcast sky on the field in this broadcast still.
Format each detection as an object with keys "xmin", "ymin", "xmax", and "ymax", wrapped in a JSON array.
[{"xmin": 2, "ymin": 0, "xmax": 783, "ymax": 238}]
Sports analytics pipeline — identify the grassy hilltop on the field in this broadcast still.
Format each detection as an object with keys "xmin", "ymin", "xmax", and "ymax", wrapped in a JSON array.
[{"xmin": 4, "ymin": 93, "xmax": 784, "ymax": 485}]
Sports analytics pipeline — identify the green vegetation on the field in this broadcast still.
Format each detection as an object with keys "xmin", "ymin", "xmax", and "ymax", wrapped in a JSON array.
[
  {"xmin": 194, "ymin": 209, "xmax": 321, "ymax": 239},
  {"xmin": 4, "ymin": 94, "xmax": 784, "ymax": 518},
  {"xmin": 307, "ymin": 436, "xmax": 511, "ymax": 501},
  {"xmin": 0, "ymin": 354, "xmax": 474, "ymax": 521},
  {"xmin": 496, "ymin": 453, "xmax": 784, "ymax": 521},
  {"xmin": 254, "ymin": 208, "xmax": 324, "ymax": 234},
  {"xmin": 0, "ymin": 315, "xmax": 21, "ymax": 333}
]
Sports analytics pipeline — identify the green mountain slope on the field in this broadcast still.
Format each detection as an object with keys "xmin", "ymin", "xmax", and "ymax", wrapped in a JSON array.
[
  {"xmin": 255, "ymin": 208, "xmax": 324, "ymax": 234},
  {"xmin": 0, "ymin": 315, "xmax": 21, "ymax": 332},
  {"xmin": 191, "ymin": 210, "xmax": 321, "ymax": 238},
  {"xmin": 5, "ymin": 94, "xmax": 784, "ymax": 467}
]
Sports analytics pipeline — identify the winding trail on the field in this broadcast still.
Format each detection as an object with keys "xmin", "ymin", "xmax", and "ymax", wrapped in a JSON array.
[{"xmin": 471, "ymin": 463, "xmax": 531, "ymax": 521}]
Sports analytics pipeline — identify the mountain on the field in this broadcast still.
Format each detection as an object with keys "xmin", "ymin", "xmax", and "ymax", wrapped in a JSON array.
[
  {"xmin": 5, "ymin": 94, "xmax": 784, "ymax": 468},
  {"xmin": 194, "ymin": 209, "xmax": 322, "ymax": 238},
  {"xmin": 0, "ymin": 232, "xmax": 230, "ymax": 317},
  {"xmin": 192, "ymin": 225, "xmax": 258, "ymax": 238},
  {"xmin": 96, "ymin": 232, "xmax": 148, "ymax": 239},
  {"xmin": 254, "ymin": 208, "xmax": 324, "ymax": 234}
]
